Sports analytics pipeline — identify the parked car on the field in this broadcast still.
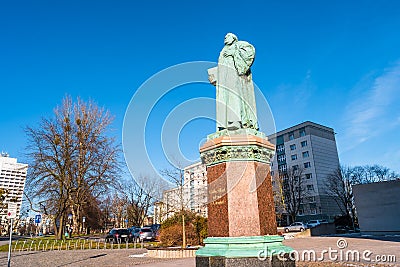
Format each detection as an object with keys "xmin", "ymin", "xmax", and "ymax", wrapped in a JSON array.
[
  {"xmin": 307, "ymin": 219, "xmax": 328, "ymax": 228},
  {"xmin": 105, "ymin": 228, "xmax": 130, "ymax": 243},
  {"xmin": 128, "ymin": 227, "xmax": 141, "ymax": 242},
  {"xmin": 284, "ymin": 222, "xmax": 307, "ymax": 232},
  {"xmin": 139, "ymin": 227, "xmax": 155, "ymax": 241}
]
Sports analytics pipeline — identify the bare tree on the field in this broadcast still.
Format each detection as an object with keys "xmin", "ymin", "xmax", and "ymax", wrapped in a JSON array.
[
  {"xmin": 274, "ymin": 166, "xmax": 306, "ymax": 223},
  {"xmin": 124, "ymin": 175, "xmax": 163, "ymax": 227},
  {"xmin": 25, "ymin": 96, "xmax": 121, "ymax": 239},
  {"xmin": 325, "ymin": 166, "xmax": 357, "ymax": 228},
  {"xmin": 99, "ymin": 195, "xmax": 113, "ymax": 230},
  {"xmin": 109, "ymin": 193, "xmax": 127, "ymax": 228}
]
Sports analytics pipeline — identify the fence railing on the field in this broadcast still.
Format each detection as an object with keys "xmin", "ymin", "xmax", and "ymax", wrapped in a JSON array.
[{"xmin": 11, "ymin": 238, "xmax": 146, "ymax": 252}]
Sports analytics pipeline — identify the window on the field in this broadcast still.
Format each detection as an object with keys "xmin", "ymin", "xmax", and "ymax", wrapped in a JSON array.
[
  {"xmin": 271, "ymin": 171, "xmax": 274, "ymax": 176},
  {"xmin": 305, "ymin": 173, "xmax": 312, "ymax": 179},
  {"xmin": 289, "ymin": 132, "xmax": 294, "ymax": 140},
  {"xmin": 277, "ymin": 144, "xmax": 285, "ymax": 152},
  {"xmin": 308, "ymin": 196, "xmax": 316, "ymax": 202},
  {"xmin": 279, "ymin": 164, "xmax": 287, "ymax": 172},
  {"xmin": 310, "ymin": 209, "xmax": 317, "ymax": 215},
  {"xmin": 302, "ymin": 151, "xmax": 309, "ymax": 158},
  {"xmin": 292, "ymin": 165, "xmax": 299, "ymax": 171},
  {"xmin": 291, "ymin": 154, "xmax": 297, "ymax": 160},
  {"xmin": 307, "ymin": 184, "xmax": 314, "ymax": 191},
  {"xmin": 290, "ymin": 144, "xmax": 296, "ymax": 150},
  {"xmin": 301, "ymin": 141, "xmax": 307, "ymax": 147},
  {"xmin": 277, "ymin": 154, "xmax": 286, "ymax": 162},
  {"xmin": 304, "ymin": 162, "xmax": 311, "ymax": 168},
  {"xmin": 299, "ymin": 128, "xmax": 306, "ymax": 137}
]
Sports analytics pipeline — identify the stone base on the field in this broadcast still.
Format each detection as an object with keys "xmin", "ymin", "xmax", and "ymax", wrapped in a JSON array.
[
  {"xmin": 196, "ymin": 256, "xmax": 295, "ymax": 267},
  {"xmin": 196, "ymin": 236, "xmax": 294, "ymax": 267}
]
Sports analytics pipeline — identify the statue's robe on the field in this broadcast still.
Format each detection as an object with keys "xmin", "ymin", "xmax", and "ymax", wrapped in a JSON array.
[{"xmin": 216, "ymin": 41, "xmax": 258, "ymax": 131}]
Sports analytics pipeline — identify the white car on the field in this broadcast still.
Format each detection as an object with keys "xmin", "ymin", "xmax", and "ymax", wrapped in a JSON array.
[
  {"xmin": 307, "ymin": 219, "xmax": 328, "ymax": 228},
  {"xmin": 284, "ymin": 222, "xmax": 307, "ymax": 232}
]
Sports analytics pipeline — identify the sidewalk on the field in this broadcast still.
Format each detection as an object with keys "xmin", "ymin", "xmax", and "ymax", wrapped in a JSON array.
[{"xmin": 0, "ymin": 236, "xmax": 398, "ymax": 266}]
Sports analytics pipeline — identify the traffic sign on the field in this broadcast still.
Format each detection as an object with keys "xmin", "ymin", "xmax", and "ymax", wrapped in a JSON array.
[
  {"xmin": 35, "ymin": 214, "xmax": 42, "ymax": 224},
  {"xmin": 7, "ymin": 203, "xmax": 17, "ymax": 219}
]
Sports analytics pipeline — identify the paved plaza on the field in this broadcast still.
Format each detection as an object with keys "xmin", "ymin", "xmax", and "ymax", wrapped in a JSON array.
[{"xmin": 0, "ymin": 236, "xmax": 398, "ymax": 266}]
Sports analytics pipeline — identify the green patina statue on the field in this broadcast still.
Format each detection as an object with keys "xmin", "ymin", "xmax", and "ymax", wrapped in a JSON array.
[{"xmin": 208, "ymin": 33, "xmax": 258, "ymax": 131}]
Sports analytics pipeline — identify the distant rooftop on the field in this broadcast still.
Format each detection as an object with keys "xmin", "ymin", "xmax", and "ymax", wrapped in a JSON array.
[{"xmin": 268, "ymin": 121, "xmax": 335, "ymax": 138}]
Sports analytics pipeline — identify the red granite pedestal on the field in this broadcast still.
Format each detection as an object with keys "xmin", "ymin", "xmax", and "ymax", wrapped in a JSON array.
[{"xmin": 200, "ymin": 132, "xmax": 277, "ymax": 237}]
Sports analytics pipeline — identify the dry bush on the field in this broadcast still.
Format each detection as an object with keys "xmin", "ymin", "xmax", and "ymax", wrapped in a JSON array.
[{"xmin": 159, "ymin": 211, "xmax": 207, "ymax": 247}]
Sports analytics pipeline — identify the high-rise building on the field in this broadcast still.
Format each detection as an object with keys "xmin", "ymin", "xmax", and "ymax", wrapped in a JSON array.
[
  {"xmin": 184, "ymin": 161, "xmax": 207, "ymax": 217},
  {"xmin": 154, "ymin": 161, "xmax": 207, "ymax": 223},
  {"xmin": 268, "ymin": 121, "xmax": 342, "ymax": 223},
  {"xmin": 0, "ymin": 153, "xmax": 28, "ymax": 228}
]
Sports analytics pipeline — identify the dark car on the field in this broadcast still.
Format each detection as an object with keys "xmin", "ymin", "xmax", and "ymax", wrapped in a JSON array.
[
  {"xmin": 128, "ymin": 227, "xmax": 141, "ymax": 242},
  {"xmin": 105, "ymin": 228, "xmax": 130, "ymax": 243}
]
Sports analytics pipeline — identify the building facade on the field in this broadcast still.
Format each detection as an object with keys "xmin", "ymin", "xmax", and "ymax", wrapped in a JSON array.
[
  {"xmin": 0, "ymin": 153, "xmax": 28, "ymax": 229},
  {"xmin": 353, "ymin": 180, "xmax": 400, "ymax": 235},
  {"xmin": 268, "ymin": 121, "xmax": 342, "ymax": 223},
  {"xmin": 184, "ymin": 161, "xmax": 207, "ymax": 217},
  {"xmin": 154, "ymin": 161, "xmax": 207, "ymax": 223}
]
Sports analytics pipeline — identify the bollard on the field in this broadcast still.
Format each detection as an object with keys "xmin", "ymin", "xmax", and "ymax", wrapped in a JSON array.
[
  {"xmin": 21, "ymin": 240, "xmax": 26, "ymax": 252},
  {"xmin": 141, "ymin": 239, "xmax": 144, "ymax": 249},
  {"xmin": 13, "ymin": 240, "xmax": 19, "ymax": 252}
]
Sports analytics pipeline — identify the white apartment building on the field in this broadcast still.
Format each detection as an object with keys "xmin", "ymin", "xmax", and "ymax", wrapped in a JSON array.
[
  {"xmin": 184, "ymin": 161, "xmax": 207, "ymax": 217},
  {"xmin": 268, "ymin": 121, "xmax": 342, "ymax": 223},
  {"xmin": 0, "ymin": 153, "xmax": 28, "ymax": 227},
  {"xmin": 154, "ymin": 162, "xmax": 207, "ymax": 223}
]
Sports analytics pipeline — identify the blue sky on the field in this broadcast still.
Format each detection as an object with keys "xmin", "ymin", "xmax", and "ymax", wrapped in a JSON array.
[{"xmin": 1, "ymin": 0, "xmax": 400, "ymax": 175}]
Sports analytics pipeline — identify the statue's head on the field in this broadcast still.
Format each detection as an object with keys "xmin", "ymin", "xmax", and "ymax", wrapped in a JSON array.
[{"xmin": 224, "ymin": 33, "xmax": 238, "ymax": 45}]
